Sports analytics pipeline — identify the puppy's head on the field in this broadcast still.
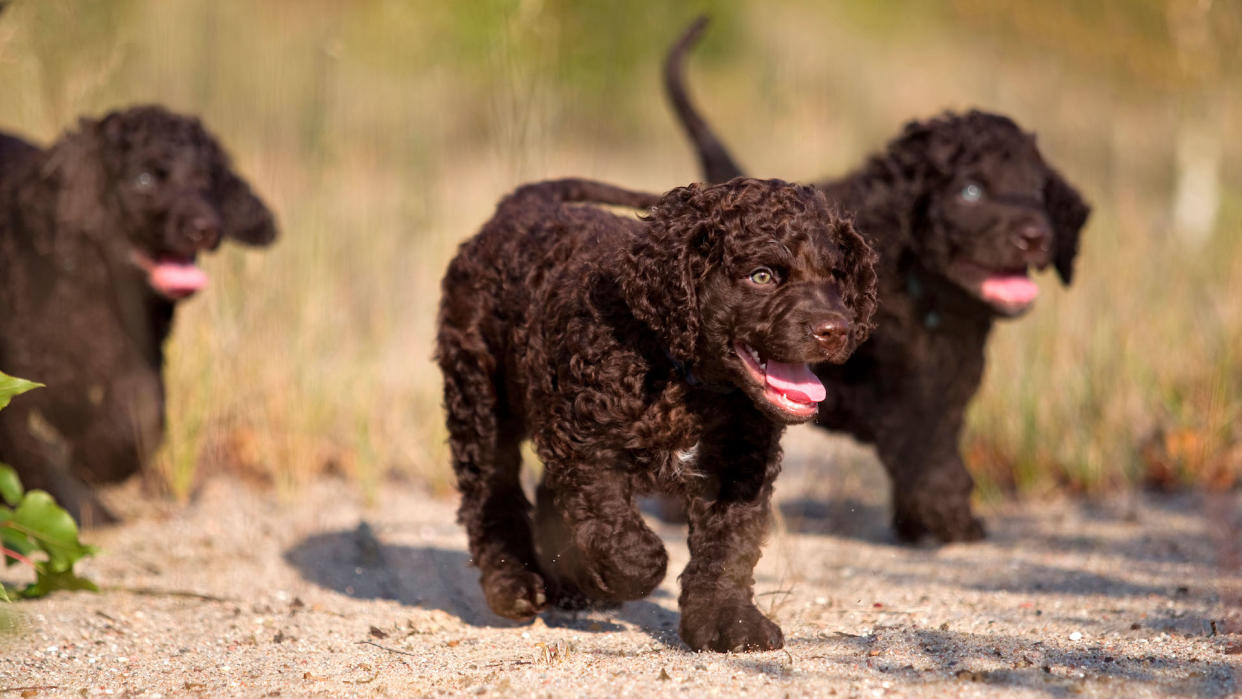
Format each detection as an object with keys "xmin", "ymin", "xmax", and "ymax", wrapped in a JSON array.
[
  {"xmin": 624, "ymin": 178, "xmax": 877, "ymax": 424},
  {"xmin": 888, "ymin": 110, "xmax": 1090, "ymax": 317},
  {"xmin": 40, "ymin": 105, "xmax": 278, "ymax": 300}
]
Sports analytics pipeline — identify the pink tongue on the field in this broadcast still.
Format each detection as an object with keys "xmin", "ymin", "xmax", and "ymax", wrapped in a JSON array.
[
  {"xmin": 150, "ymin": 260, "xmax": 208, "ymax": 297},
  {"xmin": 764, "ymin": 361, "xmax": 827, "ymax": 404},
  {"xmin": 980, "ymin": 275, "xmax": 1038, "ymax": 306}
]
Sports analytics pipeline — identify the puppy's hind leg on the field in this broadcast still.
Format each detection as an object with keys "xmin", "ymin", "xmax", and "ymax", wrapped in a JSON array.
[{"xmin": 437, "ymin": 330, "xmax": 544, "ymax": 621}]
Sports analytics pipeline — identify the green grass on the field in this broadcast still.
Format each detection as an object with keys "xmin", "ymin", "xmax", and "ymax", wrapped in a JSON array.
[{"xmin": 0, "ymin": 0, "xmax": 1238, "ymax": 501}]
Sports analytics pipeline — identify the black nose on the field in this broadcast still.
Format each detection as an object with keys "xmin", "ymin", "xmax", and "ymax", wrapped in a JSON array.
[
  {"xmin": 191, "ymin": 215, "xmax": 218, "ymax": 233},
  {"xmin": 1014, "ymin": 224, "xmax": 1051, "ymax": 253},
  {"xmin": 188, "ymin": 214, "xmax": 220, "ymax": 244},
  {"xmin": 812, "ymin": 315, "xmax": 851, "ymax": 352}
]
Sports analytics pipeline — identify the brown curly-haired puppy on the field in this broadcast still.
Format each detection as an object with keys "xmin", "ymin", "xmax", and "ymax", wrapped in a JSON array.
[
  {"xmin": 0, "ymin": 106, "xmax": 277, "ymax": 525},
  {"xmin": 665, "ymin": 18, "xmax": 1090, "ymax": 543},
  {"xmin": 437, "ymin": 177, "xmax": 877, "ymax": 651}
]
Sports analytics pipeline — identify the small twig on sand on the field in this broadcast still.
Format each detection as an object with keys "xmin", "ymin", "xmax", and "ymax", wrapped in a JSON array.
[
  {"xmin": 1, "ymin": 687, "xmax": 59, "ymax": 694},
  {"xmin": 358, "ymin": 639, "xmax": 419, "ymax": 657},
  {"xmin": 104, "ymin": 585, "xmax": 233, "ymax": 603}
]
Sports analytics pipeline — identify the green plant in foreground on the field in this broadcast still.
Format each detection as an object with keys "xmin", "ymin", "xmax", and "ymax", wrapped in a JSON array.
[{"xmin": 0, "ymin": 370, "xmax": 98, "ymax": 600}]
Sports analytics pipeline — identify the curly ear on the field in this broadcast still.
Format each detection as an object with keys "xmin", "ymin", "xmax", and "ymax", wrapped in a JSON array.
[
  {"xmin": 214, "ymin": 160, "xmax": 278, "ymax": 246},
  {"xmin": 14, "ymin": 119, "xmax": 110, "ymax": 259},
  {"xmin": 1044, "ymin": 167, "xmax": 1090, "ymax": 285},
  {"xmin": 621, "ymin": 187, "xmax": 709, "ymax": 363},
  {"xmin": 837, "ymin": 217, "xmax": 879, "ymax": 349},
  {"xmin": 875, "ymin": 118, "xmax": 954, "ymax": 264}
]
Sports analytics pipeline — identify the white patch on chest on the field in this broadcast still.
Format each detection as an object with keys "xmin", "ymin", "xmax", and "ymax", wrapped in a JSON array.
[{"xmin": 672, "ymin": 441, "xmax": 700, "ymax": 471}]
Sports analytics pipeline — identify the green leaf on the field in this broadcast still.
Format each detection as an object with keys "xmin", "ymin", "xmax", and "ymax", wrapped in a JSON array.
[
  {"xmin": 9, "ymin": 491, "xmax": 97, "ymax": 572},
  {"xmin": 2, "ymin": 529, "xmax": 38, "ymax": 566},
  {"xmin": 0, "ymin": 415, "xmax": 98, "ymax": 598},
  {"xmin": 0, "ymin": 371, "xmax": 42, "ymax": 412},
  {"xmin": 0, "ymin": 464, "xmax": 24, "ymax": 507},
  {"xmin": 21, "ymin": 567, "xmax": 99, "ymax": 598},
  {"xmin": 1, "ymin": 504, "xmax": 39, "ymax": 566}
]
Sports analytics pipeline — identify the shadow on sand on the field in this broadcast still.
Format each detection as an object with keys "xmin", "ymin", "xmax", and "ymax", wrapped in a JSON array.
[
  {"xmin": 283, "ymin": 525, "xmax": 682, "ymax": 644},
  {"xmin": 777, "ymin": 496, "xmax": 896, "ymax": 544}
]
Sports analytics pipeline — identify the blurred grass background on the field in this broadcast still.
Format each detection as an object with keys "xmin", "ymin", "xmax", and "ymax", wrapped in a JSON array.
[{"xmin": 0, "ymin": 0, "xmax": 1238, "ymax": 503}]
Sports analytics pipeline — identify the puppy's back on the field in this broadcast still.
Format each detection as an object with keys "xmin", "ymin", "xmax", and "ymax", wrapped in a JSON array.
[{"xmin": 0, "ymin": 132, "xmax": 40, "ymax": 186}]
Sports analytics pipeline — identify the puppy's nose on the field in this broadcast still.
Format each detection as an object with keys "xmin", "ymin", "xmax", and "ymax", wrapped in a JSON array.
[
  {"xmin": 812, "ymin": 315, "xmax": 851, "ymax": 352},
  {"xmin": 1014, "ymin": 224, "xmax": 1051, "ymax": 253},
  {"xmin": 188, "ymin": 214, "xmax": 220, "ymax": 244},
  {"xmin": 191, "ymin": 215, "xmax": 218, "ymax": 234}
]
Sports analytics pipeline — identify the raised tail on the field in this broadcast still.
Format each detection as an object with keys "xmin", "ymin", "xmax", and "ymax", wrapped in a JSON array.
[
  {"xmin": 505, "ymin": 178, "xmax": 661, "ymax": 210},
  {"xmin": 663, "ymin": 16, "xmax": 746, "ymax": 184}
]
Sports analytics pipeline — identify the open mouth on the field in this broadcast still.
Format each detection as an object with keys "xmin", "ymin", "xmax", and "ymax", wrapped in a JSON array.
[
  {"xmin": 952, "ymin": 261, "xmax": 1039, "ymax": 314},
  {"xmin": 131, "ymin": 250, "xmax": 208, "ymax": 299},
  {"xmin": 978, "ymin": 268, "xmax": 1038, "ymax": 313},
  {"xmin": 734, "ymin": 342, "xmax": 826, "ymax": 419}
]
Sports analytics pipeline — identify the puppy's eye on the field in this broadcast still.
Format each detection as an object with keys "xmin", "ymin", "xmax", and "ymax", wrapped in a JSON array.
[
  {"xmin": 959, "ymin": 182, "xmax": 984, "ymax": 203},
  {"xmin": 748, "ymin": 268, "xmax": 776, "ymax": 285},
  {"xmin": 134, "ymin": 172, "xmax": 155, "ymax": 192}
]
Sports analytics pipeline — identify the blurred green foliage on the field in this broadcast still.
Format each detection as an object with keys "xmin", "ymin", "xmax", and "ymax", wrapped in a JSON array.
[{"xmin": 0, "ymin": 374, "xmax": 97, "ymax": 599}]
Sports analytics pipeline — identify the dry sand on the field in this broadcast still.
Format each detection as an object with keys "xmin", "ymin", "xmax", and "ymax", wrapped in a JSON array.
[{"xmin": 2, "ymin": 429, "xmax": 1240, "ymax": 697}]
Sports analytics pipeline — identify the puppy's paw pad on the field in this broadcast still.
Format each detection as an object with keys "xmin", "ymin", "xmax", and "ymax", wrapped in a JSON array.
[{"xmin": 681, "ymin": 604, "xmax": 784, "ymax": 653}]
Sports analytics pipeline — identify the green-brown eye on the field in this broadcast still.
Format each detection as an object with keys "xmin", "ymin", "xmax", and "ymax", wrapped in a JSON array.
[{"xmin": 749, "ymin": 268, "xmax": 775, "ymax": 285}]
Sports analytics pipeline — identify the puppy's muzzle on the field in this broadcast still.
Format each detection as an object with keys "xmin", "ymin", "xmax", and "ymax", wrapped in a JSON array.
[{"xmin": 811, "ymin": 312, "xmax": 852, "ymax": 357}]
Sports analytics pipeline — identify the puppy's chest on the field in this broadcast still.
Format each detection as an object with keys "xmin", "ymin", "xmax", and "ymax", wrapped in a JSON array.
[
  {"xmin": 639, "ymin": 390, "xmax": 750, "ymax": 487},
  {"xmin": 663, "ymin": 439, "xmax": 704, "ymax": 479},
  {"xmin": 648, "ymin": 425, "xmax": 710, "ymax": 488}
]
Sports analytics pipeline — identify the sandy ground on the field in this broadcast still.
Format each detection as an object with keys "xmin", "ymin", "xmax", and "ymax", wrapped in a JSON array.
[{"xmin": 1, "ymin": 428, "xmax": 1240, "ymax": 697}]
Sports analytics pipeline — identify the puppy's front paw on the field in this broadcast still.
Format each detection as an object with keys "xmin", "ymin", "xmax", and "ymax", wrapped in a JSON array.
[
  {"xmin": 893, "ymin": 501, "xmax": 985, "ymax": 544},
  {"xmin": 933, "ymin": 512, "xmax": 986, "ymax": 543},
  {"xmin": 680, "ymin": 602, "xmax": 784, "ymax": 652},
  {"xmin": 582, "ymin": 540, "xmax": 668, "ymax": 601},
  {"xmin": 481, "ymin": 569, "xmax": 547, "ymax": 621}
]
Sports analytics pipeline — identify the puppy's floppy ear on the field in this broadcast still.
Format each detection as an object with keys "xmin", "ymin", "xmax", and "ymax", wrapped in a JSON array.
[
  {"xmin": 214, "ymin": 159, "xmax": 278, "ymax": 246},
  {"xmin": 1044, "ymin": 167, "xmax": 1090, "ymax": 285},
  {"xmin": 622, "ymin": 185, "xmax": 710, "ymax": 363},
  {"xmin": 16, "ymin": 118, "xmax": 110, "ymax": 257},
  {"xmin": 835, "ymin": 215, "xmax": 879, "ymax": 350},
  {"xmin": 882, "ymin": 117, "xmax": 956, "ymax": 263}
]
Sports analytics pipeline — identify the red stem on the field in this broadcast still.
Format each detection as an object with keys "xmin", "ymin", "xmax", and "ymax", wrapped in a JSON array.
[{"xmin": 1, "ymin": 544, "xmax": 35, "ymax": 567}]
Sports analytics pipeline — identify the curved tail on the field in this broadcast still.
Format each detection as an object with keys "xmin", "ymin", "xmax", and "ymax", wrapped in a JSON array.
[
  {"xmin": 505, "ymin": 178, "xmax": 661, "ymax": 210},
  {"xmin": 663, "ymin": 16, "xmax": 746, "ymax": 184}
]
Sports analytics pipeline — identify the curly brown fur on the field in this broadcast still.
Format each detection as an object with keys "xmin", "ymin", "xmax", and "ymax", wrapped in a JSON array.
[
  {"xmin": 0, "ymin": 105, "xmax": 278, "ymax": 525},
  {"xmin": 436, "ymin": 177, "xmax": 876, "ymax": 651},
  {"xmin": 665, "ymin": 18, "xmax": 1090, "ymax": 543},
  {"xmin": 0, "ymin": 132, "xmax": 39, "ymax": 181}
]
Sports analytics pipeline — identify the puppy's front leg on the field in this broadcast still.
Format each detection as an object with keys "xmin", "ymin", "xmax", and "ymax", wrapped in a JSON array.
[
  {"xmin": 678, "ymin": 424, "xmax": 783, "ymax": 652},
  {"xmin": 536, "ymin": 469, "xmax": 668, "ymax": 605}
]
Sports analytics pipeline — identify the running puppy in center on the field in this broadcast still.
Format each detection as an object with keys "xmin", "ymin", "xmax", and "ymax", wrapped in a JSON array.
[{"xmin": 437, "ymin": 177, "xmax": 877, "ymax": 652}]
